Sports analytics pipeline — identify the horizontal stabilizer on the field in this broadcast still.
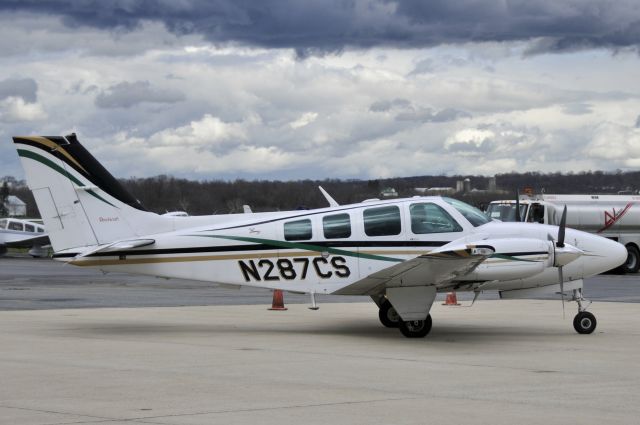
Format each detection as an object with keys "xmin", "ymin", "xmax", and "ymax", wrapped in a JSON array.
[{"xmin": 76, "ymin": 238, "xmax": 155, "ymax": 258}]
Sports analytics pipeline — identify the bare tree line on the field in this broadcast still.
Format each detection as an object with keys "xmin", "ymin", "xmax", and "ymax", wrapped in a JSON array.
[{"xmin": 2, "ymin": 170, "xmax": 639, "ymax": 218}]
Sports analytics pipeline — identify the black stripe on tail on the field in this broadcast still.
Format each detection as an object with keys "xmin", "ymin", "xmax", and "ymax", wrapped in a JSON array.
[{"xmin": 13, "ymin": 133, "xmax": 147, "ymax": 211}]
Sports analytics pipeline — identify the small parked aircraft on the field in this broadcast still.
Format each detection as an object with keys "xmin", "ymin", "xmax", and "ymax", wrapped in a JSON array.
[
  {"xmin": 0, "ymin": 217, "xmax": 49, "ymax": 257},
  {"xmin": 12, "ymin": 134, "xmax": 627, "ymax": 337}
]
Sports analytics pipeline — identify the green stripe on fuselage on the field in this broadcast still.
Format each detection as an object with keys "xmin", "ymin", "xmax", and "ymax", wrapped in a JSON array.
[
  {"xmin": 491, "ymin": 253, "xmax": 544, "ymax": 263},
  {"xmin": 185, "ymin": 234, "xmax": 405, "ymax": 262}
]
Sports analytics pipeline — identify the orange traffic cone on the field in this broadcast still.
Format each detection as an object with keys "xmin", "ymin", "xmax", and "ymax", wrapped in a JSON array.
[
  {"xmin": 268, "ymin": 289, "xmax": 288, "ymax": 311},
  {"xmin": 443, "ymin": 291, "xmax": 461, "ymax": 306}
]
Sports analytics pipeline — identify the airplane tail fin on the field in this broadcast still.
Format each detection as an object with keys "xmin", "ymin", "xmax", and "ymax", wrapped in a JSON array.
[{"xmin": 13, "ymin": 134, "xmax": 172, "ymax": 252}]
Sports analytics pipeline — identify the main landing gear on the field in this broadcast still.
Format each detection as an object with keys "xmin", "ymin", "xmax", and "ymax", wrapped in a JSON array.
[
  {"xmin": 571, "ymin": 288, "xmax": 597, "ymax": 334},
  {"xmin": 378, "ymin": 300, "xmax": 400, "ymax": 328},
  {"xmin": 378, "ymin": 300, "xmax": 432, "ymax": 338},
  {"xmin": 398, "ymin": 315, "xmax": 432, "ymax": 338}
]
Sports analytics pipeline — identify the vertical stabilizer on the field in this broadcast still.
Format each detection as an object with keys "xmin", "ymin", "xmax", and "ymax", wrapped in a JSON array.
[{"xmin": 13, "ymin": 134, "xmax": 172, "ymax": 252}]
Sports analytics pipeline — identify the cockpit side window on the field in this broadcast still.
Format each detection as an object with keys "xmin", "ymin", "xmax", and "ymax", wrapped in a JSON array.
[
  {"xmin": 410, "ymin": 203, "xmax": 463, "ymax": 234},
  {"xmin": 284, "ymin": 219, "xmax": 312, "ymax": 241},
  {"xmin": 443, "ymin": 197, "xmax": 491, "ymax": 227},
  {"xmin": 363, "ymin": 206, "xmax": 401, "ymax": 236}
]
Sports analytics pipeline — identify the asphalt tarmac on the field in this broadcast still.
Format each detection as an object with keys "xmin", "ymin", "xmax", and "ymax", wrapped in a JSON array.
[
  {"xmin": 1, "ymin": 255, "xmax": 639, "ymax": 310},
  {"xmin": 2, "ymin": 301, "xmax": 640, "ymax": 424},
  {"xmin": 2, "ymin": 254, "xmax": 640, "ymax": 424}
]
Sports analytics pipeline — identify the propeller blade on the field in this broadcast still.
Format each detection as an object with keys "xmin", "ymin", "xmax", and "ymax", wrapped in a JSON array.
[
  {"xmin": 557, "ymin": 205, "xmax": 567, "ymax": 248},
  {"xmin": 515, "ymin": 189, "xmax": 521, "ymax": 222},
  {"xmin": 559, "ymin": 267, "xmax": 565, "ymax": 319}
]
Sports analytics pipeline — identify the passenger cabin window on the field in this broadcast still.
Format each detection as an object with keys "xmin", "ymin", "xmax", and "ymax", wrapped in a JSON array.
[
  {"xmin": 8, "ymin": 221, "xmax": 23, "ymax": 231},
  {"xmin": 410, "ymin": 203, "xmax": 463, "ymax": 234},
  {"xmin": 364, "ymin": 206, "xmax": 401, "ymax": 236},
  {"xmin": 284, "ymin": 219, "xmax": 312, "ymax": 241},
  {"xmin": 25, "ymin": 224, "xmax": 35, "ymax": 233},
  {"xmin": 323, "ymin": 213, "xmax": 351, "ymax": 239}
]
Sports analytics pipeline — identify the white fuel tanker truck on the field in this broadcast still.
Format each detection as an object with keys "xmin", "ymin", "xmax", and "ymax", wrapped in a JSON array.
[{"xmin": 486, "ymin": 194, "xmax": 640, "ymax": 273}]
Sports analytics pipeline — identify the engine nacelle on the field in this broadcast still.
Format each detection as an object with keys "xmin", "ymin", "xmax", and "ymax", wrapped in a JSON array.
[{"xmin": 456, "ymin": 238, "xmax": 552, "ymax": 281}]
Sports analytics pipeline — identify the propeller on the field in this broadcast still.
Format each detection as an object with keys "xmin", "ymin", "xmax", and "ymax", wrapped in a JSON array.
[
  {"xmin": 555, "ymin": 205, "xmax": 568, "ymax": 317},
  {"xmin": 557, "ymin": 205, "xmax": 567, "ymax": 248},
  {"xmin": 515, "ymin": 189, "xmax": 521, "ymax": 222}
]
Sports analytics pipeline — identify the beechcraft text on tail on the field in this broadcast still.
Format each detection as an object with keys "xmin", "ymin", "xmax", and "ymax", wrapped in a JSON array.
[{"xmin": 11, "ymin": 134, "xmax": 627, "ymax": 337}]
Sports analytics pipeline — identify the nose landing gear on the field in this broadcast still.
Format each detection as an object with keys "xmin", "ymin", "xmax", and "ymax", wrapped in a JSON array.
[{"xmin": 571, "ymin": 288, "xmax": 597, "ymax": 334}]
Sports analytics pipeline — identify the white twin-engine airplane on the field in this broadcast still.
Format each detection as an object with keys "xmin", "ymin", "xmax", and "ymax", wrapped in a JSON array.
[{"xmin": 12, "ymin": 134, "xmax": 627, "ymax": 338}]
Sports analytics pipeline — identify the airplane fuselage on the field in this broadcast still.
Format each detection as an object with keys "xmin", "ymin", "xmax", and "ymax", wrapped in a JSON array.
[{"xmin": 51, "ymin": 196, "xmax": 624, "ymax": 296}]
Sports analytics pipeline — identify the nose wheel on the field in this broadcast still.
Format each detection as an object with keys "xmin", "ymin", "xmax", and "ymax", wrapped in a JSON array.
[
  {"xmin": 571, "ymin": 288, "xmax": 597, "ymax": 334},
  {"xmin": 573, "ymin": 311, "xmax": 597, "ymax": 334}
]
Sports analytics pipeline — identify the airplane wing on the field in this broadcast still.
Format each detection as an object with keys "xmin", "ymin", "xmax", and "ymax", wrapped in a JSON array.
[
  {"xmin": 5, "ymin": 234, "xmax": 50, "ymax": 248},
  {"xmin": 333, "ymin": 247, "xmax": 493, "ymax": 296}
]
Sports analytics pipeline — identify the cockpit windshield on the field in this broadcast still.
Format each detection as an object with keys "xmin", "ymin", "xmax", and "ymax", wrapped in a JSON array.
[
  {"xmin": 443, "ymin": 197, "xmax": 491, "ymax": 227},
  {"xmin": 485, "ymin": 203, "xmax": 527, "ymax": 222}
]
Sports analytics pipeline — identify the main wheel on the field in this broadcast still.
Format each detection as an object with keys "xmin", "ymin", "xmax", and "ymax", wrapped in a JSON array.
[
  {"xmin": 378, "ymin": 300, "xmax": 400, "ymax": 328},
  {"xmin": 623, "ymin": 245, "xmax": 640, "ymax": 274},
  {"xmin": 398, "ymin": 314, "xmax": 432, "ymax": 338},
  {"xmin": 573, "ymin": 311, "xmax": 597, "ymax": 334}
]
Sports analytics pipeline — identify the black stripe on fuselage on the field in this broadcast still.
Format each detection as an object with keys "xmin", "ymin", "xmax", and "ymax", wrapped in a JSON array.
[{"xmin": 52, "ymin": 240, "xmax": 449, "ymax": 259}]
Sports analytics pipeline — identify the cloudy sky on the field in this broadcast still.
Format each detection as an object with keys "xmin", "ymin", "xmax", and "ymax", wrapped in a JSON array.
[{"xmin": 1, "ymin": 0, "xmax": 639, "ymax": 181}]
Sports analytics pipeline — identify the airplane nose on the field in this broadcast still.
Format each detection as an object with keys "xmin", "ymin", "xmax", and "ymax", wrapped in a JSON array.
[
  {"xmin": 609, "ymin": 240, "xmax": 629, "ymax": 270},
  {"xmin": 573, "ymin": 230, "xmax": 628, "ymax": 277},
  {"xmin": 590, "ymin": 237, "xmax": 627, "ymax": 274}
]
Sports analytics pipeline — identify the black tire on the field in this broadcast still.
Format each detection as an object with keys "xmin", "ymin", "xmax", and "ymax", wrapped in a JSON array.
[
  {"xmin": 398, "ymin": 314, "xmax": 432, "ymax": 338},
  {"xmin": 622, "ymin": 245, "xmax": 640, "ymax": 274},
  {"xmin": 573, "ymin": 311, "xmax": 597, "ymax": 334},
  {"xmin": 378, "ymin": 300, "xmax": 400, "ymax": 328}
]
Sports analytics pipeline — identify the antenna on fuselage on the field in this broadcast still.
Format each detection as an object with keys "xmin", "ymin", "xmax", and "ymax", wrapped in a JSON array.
[{"xmin": 319, "ymin": 186, "xmax": 339, "ymax": 207}]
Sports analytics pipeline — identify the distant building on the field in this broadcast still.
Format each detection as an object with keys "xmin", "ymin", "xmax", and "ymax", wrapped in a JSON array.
[
  {"xmin": 3, "ymin": 195, "xmax": 26, "ymax": 217},
  {"xmin": 463, "ymin": 178, "xmax": 471, "ymax": 194},
  {"xmin": 456, "ymin": 180, "xmax": 464, "ymax": 192},
  {"xmin": 380, "ymin": 187, "xmax": 398, "ymax": 198}
]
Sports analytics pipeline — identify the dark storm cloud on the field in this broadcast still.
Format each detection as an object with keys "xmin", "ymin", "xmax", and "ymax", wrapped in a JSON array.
[
  {"xmin": 2, "ymin": 1, "xmax": 639, "ymax": 55},
  {"xmin": 95, "ymin": 81, "xmax": 184, "ymax": 108},
  {"xmin": 0, "ymin": 78, "xmax": 37, "ymax": 102}
]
